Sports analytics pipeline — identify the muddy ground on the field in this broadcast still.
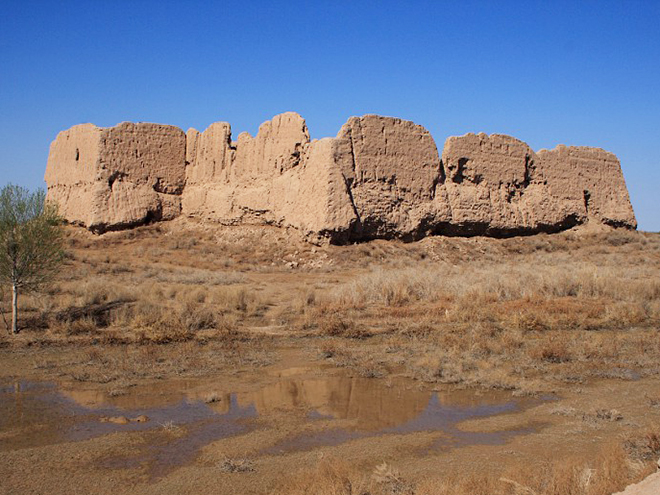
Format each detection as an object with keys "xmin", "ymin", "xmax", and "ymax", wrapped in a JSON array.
[
  {"xmin": 1, "ymin": 345, "xmax": 659, "ymax": 495},
  {"xmin": 1, "ymin": 221, "xmax": 659, "ymax": 494}
]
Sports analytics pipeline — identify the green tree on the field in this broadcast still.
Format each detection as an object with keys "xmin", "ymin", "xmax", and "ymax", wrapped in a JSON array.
[{"xmin": 0, "ymin": 185, "xmax": 65, "ymax": 334}]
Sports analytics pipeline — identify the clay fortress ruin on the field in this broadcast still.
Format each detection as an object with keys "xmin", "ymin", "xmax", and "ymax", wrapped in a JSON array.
[{"xmin": 44, "ymin": 112, "xmax": 636, "ymax": 243}]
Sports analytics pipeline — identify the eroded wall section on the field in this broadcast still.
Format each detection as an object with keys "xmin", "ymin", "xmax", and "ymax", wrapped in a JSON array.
[
  {"xmin": 45, "ymin": 113, "xmax": 637, "ymax": 240},
  {"xmin": 45, "ymin": 122, "xmax": 185, "ymax": 232}
]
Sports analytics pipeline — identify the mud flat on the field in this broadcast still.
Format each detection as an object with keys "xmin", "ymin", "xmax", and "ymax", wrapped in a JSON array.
[
  {"xmin": 0, "ymin": 366, "xmax": 540, "ymax": 481},
  {"xmin": 1, "ymin": 344, "xmax": 660, "ymax": 495}
]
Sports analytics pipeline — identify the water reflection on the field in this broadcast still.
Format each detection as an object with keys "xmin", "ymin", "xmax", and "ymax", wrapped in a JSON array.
[
  {"xmin": 261, "ymin": 390, "xmax": 530, "ymax": 455},
  {"xmin": 240, "ymin": 376, "xmax": 431, "ymax": 430},
  {"xmin": 0, "ymin": 370, "xmax": 539, "ymax": 476}
]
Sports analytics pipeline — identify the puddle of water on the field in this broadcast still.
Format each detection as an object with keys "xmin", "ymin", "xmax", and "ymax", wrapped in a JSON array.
[
  {"xmin": 262, "ymin": 390, "xmax": 537, "ymax": 455},
  {"xmin": 100, "ymin": 395, "xmax": 256, "ymax": 479},
  {"xmin": 0, "ymin": 370, "xmax": 542, "ymax": 480},
  {"xmin": 0, "ymin": 380, "xmax": 251, "ymax": 448}
]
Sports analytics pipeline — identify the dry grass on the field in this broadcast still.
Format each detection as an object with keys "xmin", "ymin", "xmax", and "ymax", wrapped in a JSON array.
[
  {"xmin": 59, "ymin": 337, "xmax": 273, "ymax": 384},
  {"xmin": 275, "ymin": 441, "xmax": 655, "ymax": 495},
  {"xmin": 287, "ymin": 230, "xmax": 660, "ymax": 392},
  {"xmin": 218, "ymin": 456, "xmax": 255, "ymax": 473},
  {"xmin": 328, "ymin": 262, "xmax": 659, "ymax": 329},
  {"xmin": 2, "ymin": 223, "xmax": 659, "ymax": 394}
]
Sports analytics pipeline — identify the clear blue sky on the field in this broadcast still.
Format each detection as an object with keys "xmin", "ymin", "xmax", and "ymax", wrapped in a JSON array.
[{"xmin": 1, "ymin": 1, "xmax": 658, "ymax": 230}]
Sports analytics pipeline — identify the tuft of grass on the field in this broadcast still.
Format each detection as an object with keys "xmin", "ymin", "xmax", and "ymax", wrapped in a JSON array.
[
  {"xmin": 159, "ymin": 420, "xmax": 180, "ymax": 433},
  {"xmin": 319, "ymin": 313, "xmax": 371, "ymax": 339},
  {"xmin": 218, "ymin": 457, "xmax": 255, "ymax": 473},
  {"xmin": 48, "ymin": 316, "xmax": 98, "ymax": 336}
]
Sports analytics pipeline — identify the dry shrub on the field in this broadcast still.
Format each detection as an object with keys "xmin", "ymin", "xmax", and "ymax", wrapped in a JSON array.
[
  {"xmin": 519, "ymin": 444, "xmax": 645, "ymax": 495},
  {"xmin": 134, "ymin": 326, "xmax": 193, "ymax": 345},
  {"xmin": 400, "ymin": 319, "xmax": 436, "ymax": 339},
  {"xmin": 48, "ymin": 316, "xmax": 98, "ymax": 336},
  {"xmin": 320, "ymin": 314, "xmax": 370, "ymax": 339},
  {"xmin": 335, "ymin": 268, "xmax": 438, "ymax": 307},
  {"xmin": 625, "ymin": 429, "xmax": 660, "ymax": 461},
  {"xmin": 72, "ymin": 279, "xmax": 137, "ymax": 307},
  {"xmin": 273, "ymin": 459, "xmax": 369, "ymax": 495},
  {"xmin": 529, "ymin": 335, "xmax": 573, "ymax": 364},
  {"xmin": 276, "ymin": 442, "xmax": 650, "ymax": 495},
  {"xmin": 113, "ymin": 298, "xmax": 220, "ymax": 343},
  {"xmin": 488, "ymin": 444, "xmax": 641, "ymax": 495},
  {"xmin": 304, "ymin": 290, "xmax": 316, "ymax": 306},
  {"xmin": 416, "ymin": 474, "xmax": 499, "ymax": 495},
  {"xmin": 211, "ymin": 286, "xmax": 266, "ymax": 316},
  {"xmin": 218, "ymin": 457, "xmax": 255, "ymax": 473},
  {"xmin": 177, "ymin": 299, "xmax": 218, "ymax": 332},
  {"xmin": 604, "ymin": 229, "xmax": 638, "ymax": 246},
  {"xmin": 372, "ymin": 462, "xmax": 415, "ymax": 495}
]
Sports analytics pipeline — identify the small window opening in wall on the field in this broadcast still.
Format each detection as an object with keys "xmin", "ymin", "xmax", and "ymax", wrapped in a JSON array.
[
  {"xmin": 75, "ymin": 148, "xmax": 80, "ymax": 161},
  {"xmin": 583, "ymin": 190, "xmax": 591, "ymax": 213}
]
